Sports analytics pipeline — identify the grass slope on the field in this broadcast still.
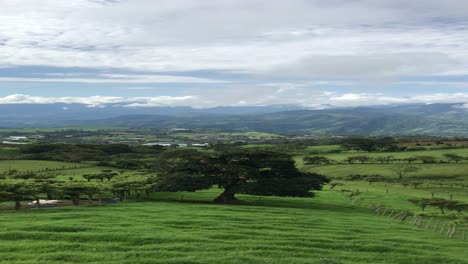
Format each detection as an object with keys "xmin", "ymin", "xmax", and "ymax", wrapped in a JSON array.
[{"xmin": 0, "ymin": 190, "xmax": 466, "ymax": 264}]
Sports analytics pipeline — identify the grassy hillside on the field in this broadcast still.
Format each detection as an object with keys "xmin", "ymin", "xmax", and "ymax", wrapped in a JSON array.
[
  {"xmin": 0, "ymin": 190, "xmax": 466, "ymax": 264},
  {"xmin": 298, "ymin": 147, "xmax": 468, "ymax": 218}
]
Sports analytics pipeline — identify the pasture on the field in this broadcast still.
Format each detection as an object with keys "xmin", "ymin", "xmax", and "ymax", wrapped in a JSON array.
[
  {"xmin": 303, "ymin": 147, "xmax": 468, "ymax": 162},
  {"xmin": 0, "ymin": 160, "xmax": 87, "ymax": 173},
  {"xmin": 0, "ymin": 160, "xmax": 116, "ymax": 181},
  {"xmin": 0, "ymin": 190, "xmax": 466, "ymax": 264},
  {"xmin": 299, "ymin": 146, "xmax": 468, "ymax": 221}
]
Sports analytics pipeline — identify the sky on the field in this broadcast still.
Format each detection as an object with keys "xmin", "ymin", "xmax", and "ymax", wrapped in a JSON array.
[{"xmin": 0, "ymin": 0, "xmax": 468, "ymax": 108}]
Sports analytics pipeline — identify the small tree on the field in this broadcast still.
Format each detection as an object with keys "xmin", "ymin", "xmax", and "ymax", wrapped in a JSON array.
[
  {"xmin": 443, "ymin": 153, "xmax": 464, "ymax": 163},
  {"xmin": 346, "ymin": 156, "xmax": 370, "ymax": 164},
  {"xmin": 415, "ymin": 155, "xmax": 437, "ymax": 164},
  {"xmin": 390, "ymin": 164, "xmax": 420, "ymax": 179},
  {"xmin": 112, "ymin": 174, "xmax": 156, "ymax": 200},
  {"xmin": 408, "ymin": 198, "xmax": 431, "ymax": 211},
  {"xmin": 402, "ymin": 157, "xmax": 418, "ymax": 164},
  {"xmin": 376, "ymin": 156, "xmax": 394, "ymax": 164},
  {"xmin": 60, "ymin": 181, "xmax": 90, "ymax": 205},
  {"xmin": 446, "ymin": 201, "xmax": 468, "ymax": 215},
  {"xmin": 427, "ymin": 198, "xmax": 452, "ymax": 215},
  {"xmin": 303, "ymin": 156, "xmax": 332, "ymax": 165},
  {"xmin": 0, "ymin": 179, "xmax": 41, "ymax": 210},
  {"xmin": 366, "ymin": 175, "xmax": 385, "ymax": 185}
]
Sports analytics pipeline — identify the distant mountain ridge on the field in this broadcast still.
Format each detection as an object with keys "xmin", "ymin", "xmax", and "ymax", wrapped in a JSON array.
[{"xmin": 0, "ymin": 103, "xmax": 467, "ymax": 136}]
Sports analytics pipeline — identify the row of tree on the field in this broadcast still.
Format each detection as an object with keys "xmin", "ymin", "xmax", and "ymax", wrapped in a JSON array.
[
  {"xmin": 408, "ymin": 198, "xmax": 468, "ymax": 215},
  {"xmin": 0, "ymin": 170, "xmax": 159, "ymax": 210},
  {"xmin": 1, "ymin": 149, "xmax": 330, "ymax": 208},
  {"xmin": 304, "ymin": 153, "xmax": 467, "ymax": 165}
]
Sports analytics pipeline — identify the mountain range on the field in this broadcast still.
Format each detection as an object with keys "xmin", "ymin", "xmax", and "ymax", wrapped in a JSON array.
[{"xmin": 0, "ymin": 103, "xmax": 467, "ymax": 136}]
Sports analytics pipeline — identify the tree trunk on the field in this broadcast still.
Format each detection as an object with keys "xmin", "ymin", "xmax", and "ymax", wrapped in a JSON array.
[
  {"xmin": 213, "ymin": 188, "xmax": 240, "ymax": 204},
  {"xmin": 36, "ymin": 198, "xmax": 41, "ymax": 208},
  {"xmin": 14, "ymin": 200, "xmax": 21, "ymax": 210},
  {"xmin": 71, "ymin": 196, "xmax": 79, "ymax": 206}
]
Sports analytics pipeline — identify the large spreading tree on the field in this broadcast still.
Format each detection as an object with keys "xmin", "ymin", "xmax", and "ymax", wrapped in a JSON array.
[{"xmin": 154, "ymin": 148, "xmax": 329, "ymax": 203}]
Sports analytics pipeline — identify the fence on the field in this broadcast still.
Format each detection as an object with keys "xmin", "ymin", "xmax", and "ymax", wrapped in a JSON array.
[{"xmin": 340, "ymin": 191, "xmax": 467, "ymax": 241}]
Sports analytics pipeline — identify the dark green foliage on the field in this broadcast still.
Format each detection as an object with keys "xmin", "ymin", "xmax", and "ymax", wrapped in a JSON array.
[
  {"xmin": 415, "ymin": 155, "xmax": 438, "ymax": 163},
  {"xmin": 402, "ymin": 157, "xmax": 418, "ymax": 163},
  {"xmin": 154, "ymin": 148, "xmax": 330, "ymax": 203},
  {"xmin": 390, "ymin": 164, "xmax": 421, "ymax": 179},
  {"xmin": 408, "ymin": 197, "xmax": 468, "ymax": 215},
  {"xmin": 111, "ymin": 174, "xmax": 157, "ymax": 200},
  {"xmin": 345, "ymin": 174, "xmax": 385, "ymax": 184},
  {"xmin": 303, "ymin": 156, "xmax": 332, "ymax": 164},
  {"xmin": 82, "ymin": 170, "xmax": 118, "ymax": 182},
  {"xmin": 346, "ymin": 156, "xmax": 372, "ymax": 164},
  {"xmin": 341, "ymin": 137, "xmax": 400, "ymax": 152},
  {"xmin": 20, "ymin": 143, "xmax": 134, "ymax": 162},
  {"xmin": 443, "ymin": 153, "xmax": 465, "ymax": 163},
  {"xmin": 0, "ymin": 178, "xmax": 41, "ymax": 210}
]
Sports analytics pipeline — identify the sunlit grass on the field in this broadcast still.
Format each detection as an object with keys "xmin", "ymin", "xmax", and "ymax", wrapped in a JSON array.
[{"xmin": 0, "ymin": 190, "xmax": 466, "ymax": 264}]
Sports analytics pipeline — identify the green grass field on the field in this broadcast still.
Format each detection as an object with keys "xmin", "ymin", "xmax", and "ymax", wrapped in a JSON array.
[
  {"xmin": 305, "ymin": 163, "xmax": 468, "ymax": 179},
  {"xmin": 0, "ymin": 160, "xmax": 87, "ymax": 172},
  {"xmin": 0, "ymin": 145, "xmax": 466, "ymax": 263},
  {"xmin": 0, "ymin": 160, "xmax": 117, "ymax": 181},
  {"xmin": 0, "ymin": 147, "xmax": 20, "ymax": 159},
  {"xmin": 303, "ymin": 147, "xmax": 468, "ymax": 162},
  {"xmin": 0, "ymin": 190, "xmax": 466, "ymax": 264},
  {"xmin": 296, "ymin": 147, "xmax": 468, "ymax": 221}
]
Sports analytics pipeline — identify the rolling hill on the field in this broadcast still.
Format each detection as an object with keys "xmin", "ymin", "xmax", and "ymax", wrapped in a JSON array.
[{"xmin": 0, "ymin": 103, "xmax": 467, "ymax": 136}]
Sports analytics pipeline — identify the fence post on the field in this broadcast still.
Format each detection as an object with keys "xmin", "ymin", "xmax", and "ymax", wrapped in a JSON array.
[
  {"xmin": 400, "ymin": 211, "xmax": 409, "ymax": 221},
  {"xmin": 440, "ymin": 222, "xmax": 446, "ymax": 234},
  {"xmin": 417, "ymin": 217, "xmax": 424, "ymax": 228},
  {"xmin": 387, "ymin": 209, "xmax": 394, "ymax": 218},
  {"xmin": 449, "ymin": 224, "xmax": 457, "ymax": 238},
  {"xmin": 425, "ymin": 218, "xmax": 433, "ymax": 230},
  {"xmin": 382, "ymin": 208, "xmax": 389, "ymax": 216},
  {"xmin": 445, "ymin": 224, "xmax": 452, "ymax": 237},
  {"xmin": 432, "ymin": 219, "xmax": 440, "ymax": 232}
]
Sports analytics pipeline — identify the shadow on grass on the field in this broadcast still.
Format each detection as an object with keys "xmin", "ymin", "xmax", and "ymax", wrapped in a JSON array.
[{"xmin": 142, "ymin": 192, "xmax": 364, "ymax": 213}]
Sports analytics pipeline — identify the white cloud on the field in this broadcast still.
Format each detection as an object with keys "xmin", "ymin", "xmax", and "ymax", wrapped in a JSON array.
[
  {"xmin": 1, "ymin": 91, "xmax": 467, "ymax": 109},
  {"xmin": 0, "ymin": 74, "xmax": 226, "ymax": 84},
  {"xmin": 0, "ymin": 94, "xmax": 197, "ymax": 107},
  {"xmin": 0, "ymin": 0, "xmax": 468, "ymax": 80}
]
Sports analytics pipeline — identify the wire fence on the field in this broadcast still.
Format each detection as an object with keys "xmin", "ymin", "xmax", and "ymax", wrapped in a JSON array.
[{"xmin": 340, "ymin": 191, "xmax": 467, "ymax": 241}]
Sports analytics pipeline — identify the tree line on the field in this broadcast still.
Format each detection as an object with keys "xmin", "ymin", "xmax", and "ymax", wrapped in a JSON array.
[
  {"xmin": 304, "ymin": 153, "xmax": 467, "ymax": 165},
  {"xmin": 0, "ymin": 148, "xmax": 330, "ymax": 209}
]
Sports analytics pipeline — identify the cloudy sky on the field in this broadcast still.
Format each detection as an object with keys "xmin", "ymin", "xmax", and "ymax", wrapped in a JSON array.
[{"xmin": 1, "ymin": 0, "xmax": 468, "ymax": 108}]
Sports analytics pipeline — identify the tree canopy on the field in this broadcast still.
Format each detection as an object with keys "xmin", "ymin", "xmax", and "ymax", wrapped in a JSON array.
[{"xmin": 153, "ymin": 148, "xmax": 330, "ymax": 203}]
